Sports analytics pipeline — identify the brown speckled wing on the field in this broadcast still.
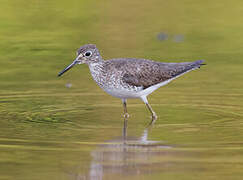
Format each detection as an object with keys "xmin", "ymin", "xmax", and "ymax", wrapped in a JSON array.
[{"xmin": 121, "ymin": 59, "xmax": 204, "ymax": 89}]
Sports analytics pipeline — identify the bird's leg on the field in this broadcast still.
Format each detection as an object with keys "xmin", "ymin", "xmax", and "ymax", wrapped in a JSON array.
[
  {"xmin": 122, "ymin": 99, "xmax": 129, "ymax": 118},
  {"xmin": 145, "ymin": 103, "xmax": 157, "ymax": 121},
  {"xmin": 141, "ymin": 96, "xmax": 157, "ymax": 124}
]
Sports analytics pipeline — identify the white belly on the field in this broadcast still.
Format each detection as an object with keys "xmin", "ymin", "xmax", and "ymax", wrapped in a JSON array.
[
  {"xmin": 102, "ymin": 76, "xmax": 176, "ymax": 99},
  {"xmin": 103, "ymin": 88, "xmax": 142, "ymax": 99}
]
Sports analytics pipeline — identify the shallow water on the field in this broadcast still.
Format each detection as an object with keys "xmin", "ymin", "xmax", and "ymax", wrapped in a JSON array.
[{"xmin": 1, "ymin": 0, "xmax": 243, "ymax": 179}]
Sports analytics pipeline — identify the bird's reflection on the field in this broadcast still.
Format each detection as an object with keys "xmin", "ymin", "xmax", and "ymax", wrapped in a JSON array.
[
  {"xmin": 73, "ymin": 118, "xmax": 172, "ymax": 180},
  {"xmin": 122, "ymin": 118, "xmax": 161, "ymax": 145}
]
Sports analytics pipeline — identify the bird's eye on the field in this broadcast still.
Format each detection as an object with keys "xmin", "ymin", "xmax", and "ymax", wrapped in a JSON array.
[{"xmin": 85, "ymin": 51, "xmax": 92, "ymax": 57}]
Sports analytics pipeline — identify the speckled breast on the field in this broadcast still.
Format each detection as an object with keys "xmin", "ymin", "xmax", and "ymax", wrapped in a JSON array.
[{"xmin": 88, "ymin": 63, "xmax": 143, "ymax": 98}]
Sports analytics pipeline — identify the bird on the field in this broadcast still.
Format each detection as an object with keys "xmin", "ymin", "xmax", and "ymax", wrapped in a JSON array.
[{"xmin": 58, "ymin": 44, "xmax": 205, "ymax": 123}]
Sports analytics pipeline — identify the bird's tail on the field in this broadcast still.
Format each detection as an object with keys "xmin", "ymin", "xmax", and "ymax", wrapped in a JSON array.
[{"xmin": 194, "ymin": 60, "xmax": 206, "ymax": 68}]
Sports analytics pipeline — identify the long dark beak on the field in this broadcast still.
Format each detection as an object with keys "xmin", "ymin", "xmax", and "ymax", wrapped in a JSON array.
[{"xmin": 58, "ymin": 60, "xmax": 79, "ymax": 77}]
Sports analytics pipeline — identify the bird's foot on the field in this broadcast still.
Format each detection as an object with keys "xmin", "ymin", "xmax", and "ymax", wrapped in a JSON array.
[
  {"xmin": 151, "ymin": 113, "xmax": 157, "ymax": 121},
  {"xmin": 147, "ymin": 113, "xmax": 158, "ymax": 127},
  {"xmin": 123, "ymin": 113, "xmax": 130, "ymax": 119}
]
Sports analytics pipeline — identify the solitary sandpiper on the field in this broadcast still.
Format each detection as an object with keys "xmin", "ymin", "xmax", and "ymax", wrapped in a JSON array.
[{"xmin": 58, "ymin": 44, "xmax": 205, "ymax": 122}]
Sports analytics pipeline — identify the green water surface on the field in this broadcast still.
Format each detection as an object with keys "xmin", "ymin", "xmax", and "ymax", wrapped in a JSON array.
[{"xmin": 0, "ymin": 0, "xmax": 243, "ymax": 179}]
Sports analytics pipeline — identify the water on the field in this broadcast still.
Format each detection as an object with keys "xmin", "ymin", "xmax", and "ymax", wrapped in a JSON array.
[{"xmin": 1, "ymin": 0, "xmax": 243, "ymax": 179}]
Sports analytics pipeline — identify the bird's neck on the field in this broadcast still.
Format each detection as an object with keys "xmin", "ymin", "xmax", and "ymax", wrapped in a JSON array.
[
  {"xmin": 88, "ymin": 60, "xmax": 105, "ymax": 71},
  {"xmin": 88, "ymin": 60, "xmax": 106, "ymax": 87}
]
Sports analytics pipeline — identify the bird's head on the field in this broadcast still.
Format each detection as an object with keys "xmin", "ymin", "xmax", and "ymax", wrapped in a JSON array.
[{"xmin": 58, "ymin": 44, "xmax": 101, "ymax": 77}]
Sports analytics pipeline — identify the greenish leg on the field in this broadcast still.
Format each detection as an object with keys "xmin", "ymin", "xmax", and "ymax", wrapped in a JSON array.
[
  {"xmin": 145, "ymin": 102, "xmax": 158, "ymax": 121},
  {"xmin": 141, "ymin": 96, "xmax": 158, "ymax": 124},
  {"xmin": 122, "ymin": 99, "xmax": 129, "ymax": 118}
]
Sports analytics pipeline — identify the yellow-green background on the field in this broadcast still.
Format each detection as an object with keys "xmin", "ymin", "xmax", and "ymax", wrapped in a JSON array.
[{"xmin": 0, "ymin": 0, "xmax": 243, "ymax": 179}]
